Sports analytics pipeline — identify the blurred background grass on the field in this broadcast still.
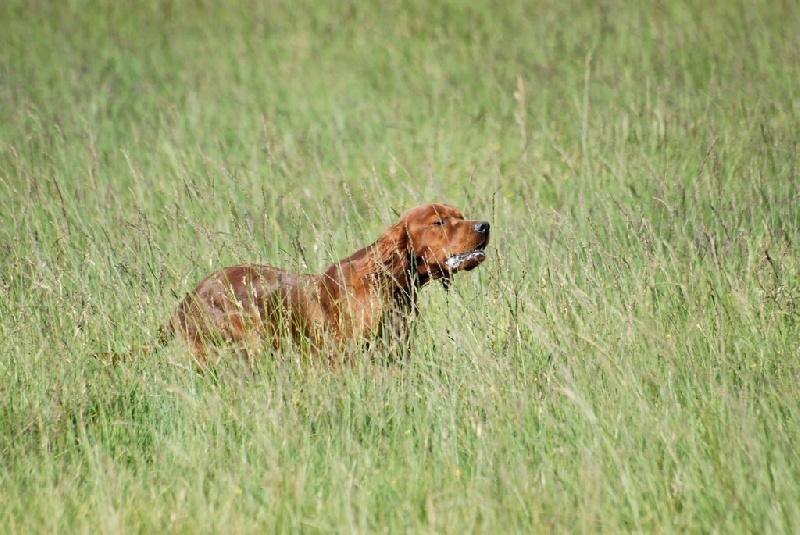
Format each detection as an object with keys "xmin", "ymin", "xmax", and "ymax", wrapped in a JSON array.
[{"xmin": 1, "ymin": 0, "xmax": 799, "ymax": 532}]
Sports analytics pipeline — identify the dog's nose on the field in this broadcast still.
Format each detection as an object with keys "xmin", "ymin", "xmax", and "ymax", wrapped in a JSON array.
[{"xmin": 474, "ymin": 221, "xmax": 490, "ymax": 234}]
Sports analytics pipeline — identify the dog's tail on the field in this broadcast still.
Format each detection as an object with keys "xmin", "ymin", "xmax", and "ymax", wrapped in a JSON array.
[{"xmin": 93, "ymin": 322, "xmax": 176, "ymax": 365}]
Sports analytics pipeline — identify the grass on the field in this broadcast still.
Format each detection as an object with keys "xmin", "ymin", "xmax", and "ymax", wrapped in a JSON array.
[{"xmin": 1, "ymin": 0, "xmax": 799, "ymax": 532}]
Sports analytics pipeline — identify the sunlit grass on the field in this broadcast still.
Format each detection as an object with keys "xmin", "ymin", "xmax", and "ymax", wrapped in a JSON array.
[{"xmin": 1, "ymin": 0, "xmax": 799, "ymax": 532}]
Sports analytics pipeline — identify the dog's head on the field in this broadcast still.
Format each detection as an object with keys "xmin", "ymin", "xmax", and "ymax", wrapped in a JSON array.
[{"xmin": 381, "ymin": 203, "xmax": 490, "ymax": 288}]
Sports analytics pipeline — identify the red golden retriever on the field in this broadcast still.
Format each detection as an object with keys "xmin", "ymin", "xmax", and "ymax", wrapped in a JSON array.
[{"xmin": 103, "ymin": 203, "xmax": 490, "ymax": 363}]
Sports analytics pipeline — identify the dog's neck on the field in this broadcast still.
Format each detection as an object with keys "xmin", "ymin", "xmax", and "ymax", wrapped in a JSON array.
[
  {"xmin": 321, "ymin": 246, "xmax": 416, "ymax": 301},
  {"xmin": 317, "ymin": 228, "xmax": 423, "ymax": 314}
]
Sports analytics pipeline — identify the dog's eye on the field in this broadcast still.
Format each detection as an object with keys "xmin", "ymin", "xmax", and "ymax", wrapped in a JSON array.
[{"xmin": 433, "ymin": 219, "xmax": 446, "ymax": 226}]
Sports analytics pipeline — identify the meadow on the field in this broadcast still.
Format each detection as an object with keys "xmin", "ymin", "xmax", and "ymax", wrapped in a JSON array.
[{"xmin": 1, "ymin": 0, "xmax": 799, "ymax": 532}]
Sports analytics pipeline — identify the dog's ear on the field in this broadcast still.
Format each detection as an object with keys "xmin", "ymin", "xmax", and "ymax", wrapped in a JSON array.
[
  {"xmin": 376, "ymin": 222, "xmax": 413, "ymax": 284},
  {"xmin": 378, "ymin": 223, "xmax": 410, "ymax": 263}
]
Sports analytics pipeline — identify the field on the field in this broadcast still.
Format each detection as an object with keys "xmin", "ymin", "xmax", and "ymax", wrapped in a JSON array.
[{"xmin": 1, "ymin": 0, "xmax": 799, "ymax": 532}]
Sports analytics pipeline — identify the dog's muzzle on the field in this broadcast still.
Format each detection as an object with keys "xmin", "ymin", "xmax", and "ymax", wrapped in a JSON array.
[{"xmin": 445, "ymin": 221, "xmax": 490, "ymax": 272}]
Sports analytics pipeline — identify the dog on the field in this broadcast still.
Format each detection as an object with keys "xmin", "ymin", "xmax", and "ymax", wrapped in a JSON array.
[{"xmin": 101, "ymin": 203, "xmax": 490, "ymax": 363}]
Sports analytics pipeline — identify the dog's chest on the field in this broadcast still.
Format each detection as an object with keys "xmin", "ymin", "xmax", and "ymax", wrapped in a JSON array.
[{"xmin": 336, "ymin": 284, "xmax": 411, "ymax": 342}]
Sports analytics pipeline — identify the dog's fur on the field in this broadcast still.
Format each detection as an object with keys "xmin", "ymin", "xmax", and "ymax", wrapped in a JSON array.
[{"xmin": 101, "ymin": 203, "xmax": 490, "ymax": 363}]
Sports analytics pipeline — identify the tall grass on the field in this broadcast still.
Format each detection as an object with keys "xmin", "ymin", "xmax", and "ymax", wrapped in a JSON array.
[{"xmin": 1, "ymin": 0, "xmax": 798, "ymax": 532}]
